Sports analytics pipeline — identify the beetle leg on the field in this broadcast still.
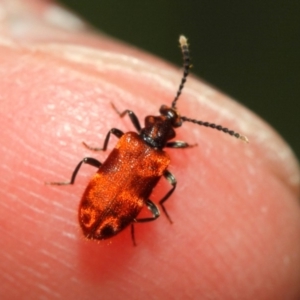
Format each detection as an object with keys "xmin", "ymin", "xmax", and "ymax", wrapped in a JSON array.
[
  {"xmin": 131, "ymin": 200, "xmax": 160, "ymax": 246},
  {"xmin": 135, "ymin": 199, "xmax": 160, "ymax": 223},
  {"xmin": 159, "ymin": 170, "xmax": 177, "ymax": 224},
  {"xmin": 111, "ymin": 103, "xmax": 142, "ymax": 132},
  {"xmin": 83, "ymin": 128, "xmax": 124, "ymax": 151},
  {"xmin": 130, "ymin": 224, "xmax": 137, "ymax": 246},
  {"xmin": 46, "ymin": 157, "xmax": 101, "ymax": 185},
  {"xmin": 166, "ymin": 141, "xmax": 197, "ymax": 148}
]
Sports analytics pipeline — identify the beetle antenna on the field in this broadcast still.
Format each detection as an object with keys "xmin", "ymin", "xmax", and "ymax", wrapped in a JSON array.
[
  {"xmin": 181, "ymin": 116, "xmax": 249, "ymax": 143},
  {"xmin": 171, "ymin": 35, "xmax": 191, "ymax": 109}
]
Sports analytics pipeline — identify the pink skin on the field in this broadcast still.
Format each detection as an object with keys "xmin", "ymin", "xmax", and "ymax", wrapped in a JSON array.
[{"xmin": 1, "ymin": 1, "xmax": 300, "ymax": 299}]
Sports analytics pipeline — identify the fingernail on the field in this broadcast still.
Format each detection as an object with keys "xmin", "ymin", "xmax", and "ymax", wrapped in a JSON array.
[
  {"xmin": 0, "ymin": 0, "xmax": 85, "ymax": 40},
  {"xmin": 43, "ymin": 4, "xmax": 85, "ymax": 31}
]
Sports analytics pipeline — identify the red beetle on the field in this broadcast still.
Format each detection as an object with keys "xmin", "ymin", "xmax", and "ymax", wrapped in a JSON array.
[{"xmin": 49, "ymin": 36, "xmax": 247, "ymax": 245}]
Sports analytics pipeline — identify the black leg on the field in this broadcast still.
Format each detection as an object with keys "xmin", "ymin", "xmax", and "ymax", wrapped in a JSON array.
[
  {"xmin": 166, "ymin": 141, "xmax": 197, "ymax": 148},
  {"xmin": 130, "ymin": 224, "xmax": 136, "ymax": 246},
  {"xmin": 135, "ymin": 199, "xmax": 160, "ymax": 223},
  {"xmin": 159, "ymin": 170, "xmax": 177, "ymax": 224},
  {"xmin": 83, "ymin": 128, "xmax": 124, "ymax": 151},
  {"xmin": 130, "ymin": 171, "xmax": 176, "ymax": 244},
  {"xmin": 131, "ymin": 199, "xmax": 160, "ymax": 246},
  {"xmin": 111, "ymin": 103, "xmax": 142, "ymax": 132},
  {"xmin": 46, "ymin": 157, "xmax": 101, "ymax": 185}
]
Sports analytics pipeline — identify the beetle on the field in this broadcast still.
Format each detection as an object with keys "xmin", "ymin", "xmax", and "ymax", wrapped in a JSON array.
[{"xmin": 48, "ymin": 36, "xmax": 248, "ymax": 245}]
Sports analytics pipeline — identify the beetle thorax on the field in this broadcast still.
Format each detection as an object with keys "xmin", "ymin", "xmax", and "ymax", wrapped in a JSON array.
[
  {"xmin": 140, "ymin": 105, "xmax": 182, "ymax": 149},
  {"xmin": 140, "ymin": 115, "xmax": 175, "ymax": 149}
]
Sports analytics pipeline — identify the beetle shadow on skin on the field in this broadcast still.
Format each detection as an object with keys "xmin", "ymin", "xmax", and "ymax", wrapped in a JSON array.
[{"xmin": 77, "ymin": 222, "xmax": 159, "ymax": 282}]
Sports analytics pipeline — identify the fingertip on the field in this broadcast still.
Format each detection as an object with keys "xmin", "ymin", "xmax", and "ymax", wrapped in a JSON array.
[{"xmin": 0, "ymin": 10, "xmax": 299, "ymax": 298}]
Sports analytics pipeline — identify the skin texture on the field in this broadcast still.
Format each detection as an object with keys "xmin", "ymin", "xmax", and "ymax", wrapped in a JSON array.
[{"xmin": 1, "ymin": 1, "xmax": 300, "ymax": 299}]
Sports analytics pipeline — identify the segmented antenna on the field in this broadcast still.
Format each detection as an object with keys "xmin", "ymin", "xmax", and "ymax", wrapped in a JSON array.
[
  {"xmin": 172, "ymin": 35, "xmax": 248, "ymax": 143},
  {"xmin": 171, "ymin": 35, "xmax": 191, "ymax": 109},
  {"xmin": 181, "ymin": 116, "xmax": 249, "ymax": 142}
]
